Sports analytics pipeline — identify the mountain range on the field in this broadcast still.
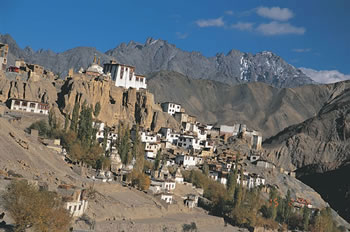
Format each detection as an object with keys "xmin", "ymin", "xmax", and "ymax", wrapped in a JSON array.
[{"xmin": 0, "ymin": 34, "xmax": 314, "ymax": 88}]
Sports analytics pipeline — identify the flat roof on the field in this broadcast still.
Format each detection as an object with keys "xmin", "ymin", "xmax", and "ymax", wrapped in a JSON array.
[{"xmin": 10, "ymin": 98, "xmax": 49, "ymax": 106}]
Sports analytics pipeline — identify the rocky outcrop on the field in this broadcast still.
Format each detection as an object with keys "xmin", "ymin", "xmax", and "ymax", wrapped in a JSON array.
[
  {"xmin": 0, "ymin": 71, "xmax": 58, "ymax": 105},
  {"xmin": 59, "ymin": 78, "xmax": 154, "ymax": 128},
  {"xmin": 0, "ymin": 71, "xmax": 178, "ymax": 130}
]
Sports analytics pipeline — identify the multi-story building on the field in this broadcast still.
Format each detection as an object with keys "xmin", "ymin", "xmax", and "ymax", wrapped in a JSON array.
[
  {"xmin": 10, "ymin": 99, "xmax": 49, "ymax": 115},
  {"xmin": 177, "ymin": 135, "xmax": 201, "ymax": 151},
  {"xmin": 103, "ymin": 60, "xmax": 147, "ymax": 90},
  {"xmin": 161, "ymin": 102, "xmax": 181, "ymax": 115}
]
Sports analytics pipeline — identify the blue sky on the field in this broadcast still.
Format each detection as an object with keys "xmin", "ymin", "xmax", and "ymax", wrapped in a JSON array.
[{"xmin": 0, "ymin": 0, "xmax": 349, "ymax": 78}]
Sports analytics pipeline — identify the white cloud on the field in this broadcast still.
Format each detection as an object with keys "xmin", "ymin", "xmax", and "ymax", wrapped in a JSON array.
[
  {"xmin": 292, "ymin": 48, "xmax": 311, "ymax": 53},
  {"xmin": 225, "ymin": 10, "xmax": 234, "ymax": 15},
  {"xmin": 257, "ymin": 7, "xmax": 294, "ymax": 21},
  {"xmin": 231, "ymin": 22, "xmax": 254, "ymax": 31},
  {"xmin": 300, "ymin": 67, "xmax": 350, "ymax": 84},
  {"xmin": 256, "ymin": 21, "xmax": 305, "ymax": 35},
  {"xmin": 195, "ymin": 17, "xmax": 224, "ymax": 28},
  {"xmin": 176, "ymin": 32, "xmax": 188, "ymax": 39}
]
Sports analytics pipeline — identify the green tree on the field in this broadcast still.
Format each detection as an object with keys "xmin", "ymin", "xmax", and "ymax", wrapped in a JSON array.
[
  {"xmin": 117, "ymin": 124, "xmax": 132, "ymax": 165},
  {"xmin": 268, "ymin": 188, "xmax": 278, "ymax": 220},
  {"xmin": 154, "ymin": 150, "xmax": 162, "ymax": 171},
  {"xmin": 64, "ymin": 114, "xmax": 70, "ymax": 131},
  {"xmin": 202, "ymin": 162, "xmax": 209, "ymax": 176},
  {"xmin": 303, "ymin": 207, "xmax": 311, "ymax": 231},
  {"xmin": 48, "ymin": 108, "xmax": 57, "ymax": 129},
  {"xmin": 94, "ymin": 102, "xmax": 101, "ymax": 117},
  {"xmin": 227, "ymin": 170, "xmax": 237, "ymax": 200},
  {"xmin": 234, "ymin": 170, "xmax": 244, "ymax": 208},
  {"xmin": 29, "ymin": 120, "xmax": 50, "ymax": 137},
  {"xmin": 78, "ymin": 103, "xmax": 94, "ymax": 147},
  {"xmin": 132, "ymin": 125, "xmax": 145, "ymax": 172},
  {"xmin": 70, "ymin": 102, "xmax": 80, "ymax": 132}
]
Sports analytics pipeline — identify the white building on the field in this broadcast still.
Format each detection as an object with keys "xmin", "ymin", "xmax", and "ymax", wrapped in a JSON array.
[
  {"xmin": 57, "ymin": 186, "xmax": 88, "ymax": 218},
  {"xmin": 175, "ymin": 154, "xmax": 198, "ymax": 167},
  {"xmin": 144, "ymin": 142, "xmax": 161, "ymax": 159},
  {"xmin": 160, "ymin": 193, "xmax": 173, "ymax": 204},
  {"xmin": 141, "ymin": 131, "xmax": 158, "ymax": 143},
  {"xmin": 237, "ymin": 173, "xmax": 265, "ymax": 189},
  {"xmin": 103, "ymin": 60, "xmax": 147, "ymax": 90},
  {"xmin": 10, "ymin": 99, "xmax": 49, "ymax": 115},
  {"xmin": 174, "ymin": 168, "xmax": 184, "ymax": 183},
  {"xmin": 177, "ymin": 135, "xmax": 201, "ymax": 151},
  {"xmin": 159, "ymin": 127, "xmax": 180, "ymax": 144},
  {"xmin": 93, "ymin": 122, "xmax": 105, "ymax": 142},
  {"xmin": 244, "ymin": 130, "xmax": 263, "ymax": 150},
  {"xmin": 108, "ymin": 131, "xmax": 118, "ymax": 141},
  {"xmin": 161, "ymin": 102, "xmax": 181, "ymax": 115},
  {"xmin": 151, "ymin": 179, "xmax": 176, "ymax": 192}
]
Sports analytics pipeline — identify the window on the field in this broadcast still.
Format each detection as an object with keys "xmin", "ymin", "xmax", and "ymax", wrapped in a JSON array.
[
  {"xmin": 74, "ymin": 205, "xmax": 77, "ymax": 212},
  {"xmin": 14, "ymin": 100, "xmax": 20, "ymax": 106},
  {"xmin": 30, "ymin": 103, "xmax": 36, "ymax": 108}
]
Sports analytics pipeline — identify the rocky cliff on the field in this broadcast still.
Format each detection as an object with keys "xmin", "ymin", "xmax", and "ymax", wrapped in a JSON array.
[{"xmin": 0, "ymin": 71, "xmax": 177, "ymax": 130}]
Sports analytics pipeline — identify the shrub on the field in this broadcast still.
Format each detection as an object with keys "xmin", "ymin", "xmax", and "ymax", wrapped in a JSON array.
[{"xmin": 2, "ymin": 180, "xmax": 71, "ymax": 232}]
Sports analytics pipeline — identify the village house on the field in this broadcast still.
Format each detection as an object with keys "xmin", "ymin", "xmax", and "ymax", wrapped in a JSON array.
[
  {"xmin": 93, "ymin": 122, "xmax": 105, "ymax": 142},
  {"xmin": 184, "ymin": 194, "xmax": 199, "ymax": 209},
  {"xmin": 57, "ymin": 185, "xmax": 88, "ymax": 217},
  {"xmin": 243, "ymin": 130, "xmax": 263, "ymax": 150},
  {"xmin": 140, "ymin": 131, "xmax": 158, "ymax": 143},
  {"xmin": 0, "ymin": 43, "xmax": 8, "ymax": 71},
  {"xmin": 159, "ymin": 192, "xmax": 173, "ymax": 204},
  {"xmin": 255, "ymin": 160, "xmax": 276, "ymax": 169},
  {"xmin": 237, "ymin": 173, "xmax": 266, "ymax": 189},
  {"xmin": 175, "ymin": 153, "xmax": 198, "ymax": 167},
  {"xmin": 103, "ymin": 60, "xmax": 147, "ymax": 90},
  {"xmin": 159, "ymin": 127, "xmax": 180, "ymax": 144},
  {"xmin": 177, "ymin": 135, "xmax": 201, "ymax": 151},
  {"xmin": 10, "ymin": 98, "xmax": 49, "ymax": 115},
  {"xmin": 174, "ymin": 168, "xmax": 184, "ymax": 183},
  {"xmin": 150, "ymin": 179, "xmax": 176, "ymax": 192},
  {"xmin": 144, "ymin": 142, "xmax": 161, "ymax": 159},
  {"xmin": 161, "ymin": 102, "xmax": 181, "ymax": 115}
]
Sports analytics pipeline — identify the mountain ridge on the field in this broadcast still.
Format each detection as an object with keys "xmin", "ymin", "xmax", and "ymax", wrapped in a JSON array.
[{"xmin": 0, "ymin": 33, "xmax": 314, "ymax": 88}]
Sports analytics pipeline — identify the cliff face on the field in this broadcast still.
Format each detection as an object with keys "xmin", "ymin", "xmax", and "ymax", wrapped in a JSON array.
[
  {"xmin": 0, "ymin": 71, "xmax": 176, "ymax": 130},
  {"xmin": 58, "ymin": 78, "xmax": 156, "ymax": 128},
  {"xmin": 0, "ymin": 71, "xmax": 58, "ymax": 104}
]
